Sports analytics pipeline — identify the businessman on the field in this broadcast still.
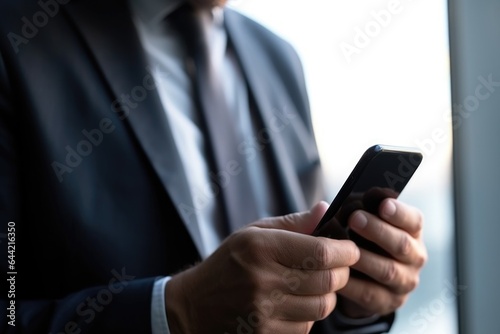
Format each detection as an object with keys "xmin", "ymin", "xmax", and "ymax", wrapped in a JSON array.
[{"xmin": 0, "ymin": 0, "xmax": 427, "ymax": 332}]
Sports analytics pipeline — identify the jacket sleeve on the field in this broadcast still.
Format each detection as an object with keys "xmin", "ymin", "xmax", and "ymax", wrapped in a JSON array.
[
  {"xmin": 0, "ymin": 50, "xmax": 156, "ymax": 334},
  {"xmin": 1, "ymin": 279, "xmax": 156, "ymax": 333}
]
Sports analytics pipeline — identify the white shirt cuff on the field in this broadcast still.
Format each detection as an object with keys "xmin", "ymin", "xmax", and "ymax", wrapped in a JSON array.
[{"xmin": 151, "ymin": 276, "xmax": 172, "ymax": 334}]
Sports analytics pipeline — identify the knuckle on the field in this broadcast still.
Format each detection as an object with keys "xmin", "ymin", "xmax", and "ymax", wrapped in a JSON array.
[
  {"xmin": 317, "ymin": 294, "xmax": 335, "ymax": 320},
  {"xmin": 405, "ymin": 210, "xmax": 424, "ymax": 236},
  {"xmin": 324, "ymin": 268, "xmax": 348, "ymax": 292},
  {"xmin": 282, "ymin": 212, "xmax": 300, "ymax": 227},
  {"xmin": 337, "ymin": 267, "xmax": 350, "ymax": 290},
  {"xmin": 390, "ymin": 294, "xmax": 408, "ymax": 311},
  {"xmin": 234, "ymin": 228, "xmax": 267, "ymax": 260},
  {"xmin": 381, "ymin": 261, "xmax": 398, "ymax": 284},
  {"xmin": 414, "ymin": 209, "xmax": 424, "ymax": 231},
  {"xmin": 323, "ymin": 269, "xmax": 336, "ymax": 292},
  {"xmin": 397, "ymin": 234, "xmax": 412, "ymax": 256},
  {"xmin": 416, "ymin": 248, "xmax": 428, "ymax": 268},
  {"xmin": 244, "ymin": 234, "xmax": 265, "ymax": 254},
  {"xmin": 314, "ymin": 240, "xmax": 331, "ymax": 266},
  {"xmin": 346, "ymin": 241, "xmax": 361, "ymax": 264},
  {"xmin": 397, "ymin": 274, "xmax": 420, "ymax": 294},
  {"xmin": 361, "ymin": 287, "xmax": 376, "ymax": 305},
  {"xmin": 405, "ymin": 275, "xmax": 420, "ymax": 293}
]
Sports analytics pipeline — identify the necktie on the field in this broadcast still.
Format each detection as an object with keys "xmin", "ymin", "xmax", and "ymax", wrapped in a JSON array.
[{"xmin": 168, "ymin": 4, "xmax": 259, "ymax": 232}]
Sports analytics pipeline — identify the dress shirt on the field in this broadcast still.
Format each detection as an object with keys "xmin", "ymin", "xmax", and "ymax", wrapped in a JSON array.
[
  {"xmin": 128, "ymin": 0, "xmax": 278, "ymax": 259},
  {"xmin": 128, "ymin": 0, "xmax": 389, "ymax": 333},
  {"xmin": 128, "ymin": 0, "xmax": 279, "ymax": 332}
]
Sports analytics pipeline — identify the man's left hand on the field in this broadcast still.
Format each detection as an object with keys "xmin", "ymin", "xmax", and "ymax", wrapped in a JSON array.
[{"xmin": 338, "ymin": 198, "xmax": 428, "ymax": 318}]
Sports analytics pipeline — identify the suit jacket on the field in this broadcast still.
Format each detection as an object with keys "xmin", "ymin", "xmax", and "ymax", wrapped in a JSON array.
[
  {"xmin": 0, "ymin": 0, "xmax": 388, "ymax": 333},
  {"xmin": 0, "ymin": 0, "xmax": 327, "ymax": 332}
]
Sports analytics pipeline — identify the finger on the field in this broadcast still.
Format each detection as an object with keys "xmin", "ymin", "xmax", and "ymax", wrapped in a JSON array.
[
  {"xmin": 362, "ymin": 187, "xmax": 399, "ymax": 214},
  {"xmin": 279, "ymin": 267, "xmax": 350, "ymax": 296},
  {"xmin": 348, "ymin": 211, "xmax": 426, "ymax": 265},
  {"xmin": 239, "ymin": 226, "xmax": 359, "ymax": 270},
  {"xmin": 378, "ymin": 199, "xmax": 424, "ymax": 238},
  {"xmin": 254, "ymin": 201, "xmax": 329, "ymax": 235},
  {"xmin": 273, "ymin": 293, "xmax": 338, "ymax": 322},
  {"xmin": 312, "ymin": 215, "xmax": 347, "ymax": 240},
  {"xmin": 338, "ymin": 277, "xmax": 408, "ymax": 316},
  {"xmin": 337, "ymin": 198, "xmax": 364, "ymax": 228},
  {"xmin": 351, "ymin": 249, "xmax": 420, "ymax": 294},
  {"xmin": 265, "ymin": 229, "xmax": 360, "ymax": 270}
]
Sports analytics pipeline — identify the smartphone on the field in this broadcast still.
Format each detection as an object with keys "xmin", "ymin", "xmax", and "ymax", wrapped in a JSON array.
[{"xmin": 312, "ymin": 144, "xmax": 423, "ymax": 277}]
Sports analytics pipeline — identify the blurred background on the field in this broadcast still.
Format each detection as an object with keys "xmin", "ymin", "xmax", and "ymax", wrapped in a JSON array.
[{"xmin": 228, "ymin": 0, "xmax": 500, "ymax": 333}]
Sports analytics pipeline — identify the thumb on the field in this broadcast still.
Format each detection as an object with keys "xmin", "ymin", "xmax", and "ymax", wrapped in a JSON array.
[{"xmin": 253, "ymin": 201, "xmax": 329, "ymax": 235}]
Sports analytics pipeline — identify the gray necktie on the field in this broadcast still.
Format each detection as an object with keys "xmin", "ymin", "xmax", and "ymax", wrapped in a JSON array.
[{"xmin": 168, "ymin": 4, "xmax": 259, "ymax": 233}]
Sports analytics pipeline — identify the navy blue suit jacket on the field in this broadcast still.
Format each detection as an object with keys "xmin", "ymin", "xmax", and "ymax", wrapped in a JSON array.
[{"xmin": 0, "ymin": 0, "xmax": 391, "ymax": 332}]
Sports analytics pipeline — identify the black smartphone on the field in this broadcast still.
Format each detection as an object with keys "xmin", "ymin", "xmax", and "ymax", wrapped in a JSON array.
[{"xmin": 312, "ymin": 144, "xmax": 423, "ymax": 278}]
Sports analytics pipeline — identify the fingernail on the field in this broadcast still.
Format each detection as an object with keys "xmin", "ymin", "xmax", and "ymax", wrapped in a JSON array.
[
  {"xmin": 351, "ymin": 212, "xmax": 368, "ymax": 230},
  {"xmin": 384, "ymin": 200, "xmax": 397, "ymax": 217}
]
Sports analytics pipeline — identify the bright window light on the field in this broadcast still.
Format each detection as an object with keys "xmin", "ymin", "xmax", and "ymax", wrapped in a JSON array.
[{"xmin": 229, "ymin": 0, "xmax": 457, "ymax": 332}]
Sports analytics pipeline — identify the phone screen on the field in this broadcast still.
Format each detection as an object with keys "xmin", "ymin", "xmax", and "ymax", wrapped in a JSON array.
[{"xmin": 312, "ymin": 145, "xmax": 423, "ymax": 273}]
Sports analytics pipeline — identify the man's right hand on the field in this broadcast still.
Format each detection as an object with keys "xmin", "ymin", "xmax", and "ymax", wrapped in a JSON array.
[{"xmin": 165, "ymin": 202, "xmax": 360, "ymax": 333}]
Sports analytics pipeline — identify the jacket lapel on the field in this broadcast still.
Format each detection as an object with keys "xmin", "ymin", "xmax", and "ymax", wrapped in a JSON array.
[
  {"xmin": 63, "ymin": 0, "xmax": 204, "ymax": 254},
  {"xmin": 224, "ymin": 9, "xmax": 309, "ymax": 213}
]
